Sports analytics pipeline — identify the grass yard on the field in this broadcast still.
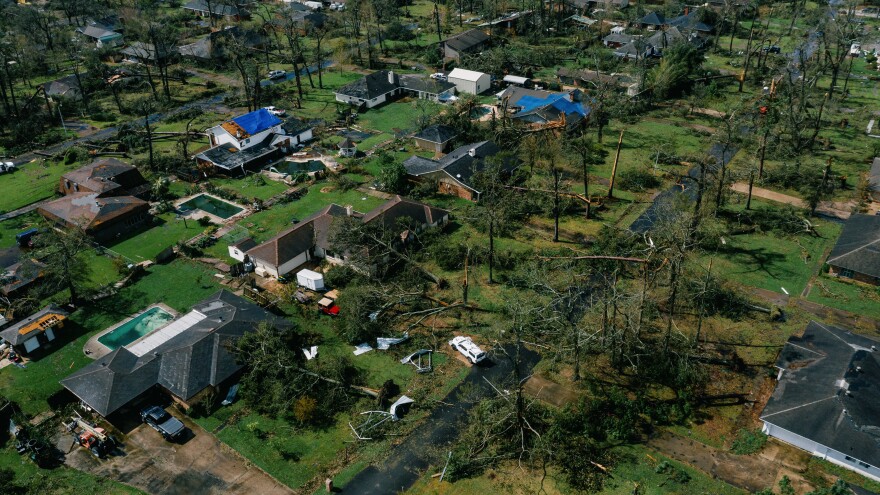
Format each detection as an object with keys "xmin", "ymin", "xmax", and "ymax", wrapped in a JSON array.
[
  {"xmin": 105, "ymin": 213, "xmax": 205, "ymax": 261},
  {"xmin": 0, "ymin": 260, "xmax": 223, "ymax": 416},
  {"xmin": 0, "ymin": 212, "xmax": 42, "ymax": 249},
  {"xmin": 212, "ymin": 174, "xmax": 290, "ymax": 202},
  {"xmin": 708, "ymin": 219, "xmax": 841, "ymax": 296},
  {"xmin": 0, "ymin": 159, "xmax": 76, "ymax": 213},
  {"xmin": 0, "ymin": 448, "xmax": 144, "ymax": 495},
  {"xmin": 808, "ymin": 275, "xmax": 880, "ymax": 321}
]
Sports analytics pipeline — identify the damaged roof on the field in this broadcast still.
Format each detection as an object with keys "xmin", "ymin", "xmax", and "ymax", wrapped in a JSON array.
[
  {"xmin": 38, "ymin": 193, "xmax": 148, "ymax": 231},
  {"xmin": 442, "ymin": 28, "xmax": 490, "ymax": 53}
]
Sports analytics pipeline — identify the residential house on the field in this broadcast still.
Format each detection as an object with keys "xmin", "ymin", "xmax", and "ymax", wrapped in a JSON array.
[
  {"xmin": 441, "ymin": 28, "xmax": 490, "ymax": 61},
  {"xmin": 412, "ymin": 124, "xmax": 457, "ymax": 153},
  {"xmin": 667, "ymin": 10, "xmax": 714, "ymax": 37},
  {"xmin": 602, "ymin": 32, "xmax": 634, "ymax": 48},
  {"xmin": 246, "ymin": 196, "xmax": 449, "ymax": 278},
  {"xmin": 281, "ymin": 117, "xmax": 314, "ymax": 146},
  {"xmin": 59, "ymin": 158, "xmax": 149, "ymax": 198},
  {"xmin": 43, "ymin": 74, "xmax": 83, "ymax": 101},
  {"xmin": 447, "ymin": 68, "xmax": 491, "ymax": 95},
  {"xmin": 227, "ymin": 237, "xmax": 257, "ymax": 262},
  {"xmin": 1, "ymin": 258, "xmax": 46, "ymax": 297},
  {"xmin": 121, "ymin": 41, "xmax": 177, "ymax": 65},
  {"xmin": 76, "ymin": 23, "xmax": 123, "ymax": 48},
  {"xmin": 61, "ymin": 291, "xmax": 290, "ymax": 417},
  {"xmin": 640, "ymin": 11, "xmax": 666, "ymax": 29},
  {"xmin": 761, "ymin": 321, "xmax": 880, "ymax": 482},
  {"xmin": 197, "ymin": 108, "xmax": 292, "ymax": 174},
  {"xmin": 338, "ymin": 138, "xmax": 357, "ymax": 157},
  {"xmin": 0, "ymin": 306, "xmax": 68, "ymax": 356},
  {"xmin": 614, "ymin": 27, "xmax": 691, "ymax": 60},
  {"xmin": 403, "ymin": 141, "xmax": 512, "ymax": 201},
  {"xmin": 178, "ymin": 26, "xmax": 266, "ymax": 64},
  {"xmin": 284, "ymin": 4, "xmax": 326, "ymax": 31},
  {"xmin": 38, "ymin": 194, "xmax": 151, "ymax": 242},
  {"xmin": 825, "ymin": 214, "xmax": 880, "ymax": 285},
  {"xmin": 478, "ymin": 11, "xmax": 532, "ymax": 32},
  {"xmin": 556, "ymin": 68, "xmax": 635, "ymax": 93},
  {"xmin": 183, "ymin": 0, "xmax": 249, "ymax": 21},
  {"xmin": 334, "ymin": 70, "xmax": 455, "ymax": 109},
  {"xmin": 568, "ymin": 0, "xmax": 628, "ymax": 13},
  {"xmin": 512, "ymin": 93, "xmax": 590, "ymax": 131}
]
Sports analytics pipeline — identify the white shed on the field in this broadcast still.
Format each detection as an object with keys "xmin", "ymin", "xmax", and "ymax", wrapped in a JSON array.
[
  {"xmin": 447, "ymin": 68, "xmax": 491, "ymax": 95},
  {"xmin": 296, "ymin": 269, "xmax": 325, "ymax": 291}
]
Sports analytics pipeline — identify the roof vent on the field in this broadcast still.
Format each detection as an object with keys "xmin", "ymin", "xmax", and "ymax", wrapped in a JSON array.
[
  {"xmin": 468, "ymin": 148, "xmax": 476, "ymax": 157},
  {"xmin": 345, "ymin": 205, "xmax": 354, "ymax": 216},
  {"xmin": 873, "ymin": 346, "xmax": 877, "ymax": 352},
  {"xmin": 857, "ymin": 366, "xmax": 863, "ymax": 372},
  {"xmin": 846, "ymin": 390, "xmax": 854, "ymax": 397}
]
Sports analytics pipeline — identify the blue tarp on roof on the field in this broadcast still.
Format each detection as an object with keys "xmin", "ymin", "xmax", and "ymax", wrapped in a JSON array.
[
  {"xmin": 232, "ymin": 108, "xmax": 281, "ymax": 136},
  {"xmin": 516, "ymin": 94, "xmax": 589, "ymax": 117}
]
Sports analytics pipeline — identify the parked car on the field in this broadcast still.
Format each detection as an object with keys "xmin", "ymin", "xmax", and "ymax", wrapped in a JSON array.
[
  {"xmin": 263, "ymin": 105, "xmax": 286, "ymax": 117},
  {"xmin": 267, "ymin": 70, "xmax": 286, "ymax": 80},
  {"xmin": 318, "ymin": 297, "xmax": 339, "ymax": 316},
  {"xmin": 429, "ymin": 72, "xmax": 446, "ymax": 81},
  {"xmin": 449, "ymin": 336, "xmax": 487, "ymax": 364},
  {"xmin": 140, "ymin": 406, "xmax": 185, "ymax": 441}
]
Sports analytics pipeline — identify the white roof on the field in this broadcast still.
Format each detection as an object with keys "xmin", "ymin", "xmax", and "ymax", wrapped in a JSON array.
[
  {"xmin": 297, "ymin": 268, "xmax": 323, "ymax": 281},
  {"xmin": 503, "ymin": 75, "xmax": 529, "ymax": 85},
  {"xmin": 448, "ymin": 68, "xmax": 487, "ymax": 82}
]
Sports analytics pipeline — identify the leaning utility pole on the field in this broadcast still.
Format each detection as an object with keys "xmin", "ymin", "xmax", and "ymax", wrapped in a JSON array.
[{"xmin": 607, "ymin": 129, "xmax": 624, "ymax": 199}]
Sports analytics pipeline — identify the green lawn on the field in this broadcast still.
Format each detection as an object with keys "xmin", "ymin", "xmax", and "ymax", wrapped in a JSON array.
[
  {"xmin": 239, "ymin": 183, "xmax": 387, "ymax": 243},
  {"xmin": 0, "ymin": 160, "xmax": 76, "ymax": 213},
  {"xmin": 104, "ymin": 213, "xmax": 205, "ymax": 261},
  {"xmin": 808, "ymin": 275, "xmax": 880, "ymax": 321},
  {"xmin": 0, "ymin": 260, "xmax": 224, "ymax": 416},
  {"xmin": 0, "ymin": 212, "xmax": 42, "ymax": 249},
  {"xmin": 0, "ymin": 448, "xmax": 144, "ymax": 495},
  {"xmin": 212, "ymin": 174, "xmax": 290, "ymax": 202}
]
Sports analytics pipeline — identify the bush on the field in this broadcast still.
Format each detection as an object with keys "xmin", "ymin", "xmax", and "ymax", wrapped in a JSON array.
[
  {"xmin": 617, "ymin": 168, "xmax": 662, "ymax": 192},
  {"xmin": 332, "ymin": 174, "xmax": 358, "ymax": 192},
  {"xmin": 323, "ymin": 264, "xmax": 363, "ymax": 289},
  {"xmin": 197, "ymin": 216, "xmax": 213, "ymax": 227},
  {"xmin": 293, "ymin": 396, "xmax": 318, "ymax": 424},
  {"xmin": 64, "ymin": 146, "xmax": 90, "ymax": 164},
  {"xmin": 730, "ymin": 428, "xmax": 767, "ymax": 455}
]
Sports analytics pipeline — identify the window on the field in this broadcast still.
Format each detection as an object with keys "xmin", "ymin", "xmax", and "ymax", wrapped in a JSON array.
[
  {"xmin": 244, "ymin": 138, "xmax": 250, "ymax": 145},
  {"xmin": 839, "ymin": 268, "xmax": 854, "ymax": 279}
]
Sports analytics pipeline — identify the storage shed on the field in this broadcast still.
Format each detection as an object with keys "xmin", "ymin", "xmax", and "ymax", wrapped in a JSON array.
[
  {"xmin": 296, "ymin": 269, "xmax": 325, "ymax": 291},
  {"xmin": 447, "ymin": 68, "xmax": 491, "ymax": 95}
]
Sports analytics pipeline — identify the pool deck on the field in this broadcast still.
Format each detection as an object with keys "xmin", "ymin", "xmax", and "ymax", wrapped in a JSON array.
[
  {"xmin": 83, "ymin": 303, "xmax": 178, "ymax": 359},
  {"xmin": 174, "ymin": 193, "xmax": 250, "ymax": 225}
]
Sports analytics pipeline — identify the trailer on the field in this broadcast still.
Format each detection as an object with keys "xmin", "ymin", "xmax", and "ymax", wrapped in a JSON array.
[
  {"xmin": 66, "ymin": 416, "xmax": 117, "ymax": 458},
  {"xmin": 296, "ymin": 269, "xmax": 325, "ymax": 291}
]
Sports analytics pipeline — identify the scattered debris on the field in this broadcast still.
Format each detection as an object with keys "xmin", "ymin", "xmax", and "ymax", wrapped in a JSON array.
[
  {"xmin": 348, "ymin": 395, "xmax": 415, "ymax": 440},
  {"xmin": 376, "ymin": 332, "xmax": 409, "ymax": 350},
  {"xmin": 222, "ymin": 384, "xmax": 239, "ymax": 406},
  {"xmin": 353, "ymin": 343, "xmax": 373, "ymax": 355},
  {"xmin": 303, "ymin": 346, "xmax": 318, "ymax": 360},
  {"xmin": 400, "ymin": 349, "xmax": 433, "ymax": 373}
]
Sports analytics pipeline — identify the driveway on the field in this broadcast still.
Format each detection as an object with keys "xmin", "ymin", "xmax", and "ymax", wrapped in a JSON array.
[
  {"xmin": 62, "ymin": 409, "xmax": 292, "ymax": 495},
  {"xmin": 343, "ymin": 344, "xmax": 540, "ymax": 494}
]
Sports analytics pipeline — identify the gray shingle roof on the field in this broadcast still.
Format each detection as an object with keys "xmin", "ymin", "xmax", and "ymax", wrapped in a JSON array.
[
  {"xmin": 761, "ymin": 321, "xmax": 880, "ymax": 470},
  {"xmin": 413, "ymin": 124, "xmax": 457, "ymax": 144},
  {"xmin": 183, "ymin": 0, "xmax": 243, "ymax": 16},
  {"xmin": 0, "ymin": 305, "xmax": 68, "ymax": 346},
  {"xmin": 336, "ymin": 70, "xmax": 399, "ymax": 100},
  {"xmin": 403, "ymin": 141, "xmax": 503, "ymax": 193},
  {"xmin": 869, "ymin": 157, "xmax": 880, "ymax": 198},
  {"xmin": 443, "ymin": 28, "xmax": 490, "ymax": 53},
  {"xmin": 827, "ymin": 214, "xmax": 880, "ymax": 279},
  {"xmin": 641, "ymin": 11, "xmax": 666, "ymax": 25},
  {"xmin": 61, "ymin": 291, "xmax": 290, "ymax": 416},
  {"xmin": 398, "ymin": 75, "xmax": 455, "ymax": 95},
  {"xmin": 197, "ymin": 135, "xmax": 278, "ymax": 170}
]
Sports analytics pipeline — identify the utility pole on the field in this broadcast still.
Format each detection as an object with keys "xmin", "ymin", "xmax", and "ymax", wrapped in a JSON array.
[{"xmin": 607, "ymin": 129, "xmax": 624, "ymax": 199}]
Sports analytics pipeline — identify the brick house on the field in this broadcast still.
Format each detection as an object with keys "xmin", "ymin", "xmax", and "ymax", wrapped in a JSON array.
[{"xmin": 826, "ymin": 214, "xmax": 880, "ymax": 285}]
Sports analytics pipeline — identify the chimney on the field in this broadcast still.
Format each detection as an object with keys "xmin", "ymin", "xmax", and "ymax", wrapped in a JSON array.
[
  {"xmin": 345, "ymin": 205, "xmax": 354, "ymax": 216},
  {"xmin": 388, "ymin": 70, "xmax": 395, "ymax": 84},
  {"xmin": 468, "ymin": 148, "xmax": 476, "ymax": 157}
]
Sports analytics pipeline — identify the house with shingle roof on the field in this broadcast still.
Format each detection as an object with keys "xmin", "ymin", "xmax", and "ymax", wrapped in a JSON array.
[
  {"xmin": 76, "ymin": 23, "xmax": 123, "ymax": 48},
  {"xmin": 762, "ymin": 321, "xmax": 880, "ymax": 483},
  {"xmin": 826, "ymin": 214, "xmax": 880, "ymax": 285},
  {"xmin": 441, "ymin": 28, "xmax": 490, "ymax": 61},
  {"xmin": 183, "ymin": 0, "xmax": 249, "ymax": 21},
  {"xmin": 60, "ymin": 158, "xmax": 149, "ymax": 198},
  {"xmin": 38, "ymin": 193, "xmax": 151, "ymax": 242},
  {"xmin": 61, "ymin": 291, "xmax": 289, "ymax": 417},
  {"xmin": 197, "ymin": 108, "xmax": 296, "ymax": 174},
  {"xmin": 0, "ymin": 305, "xmax": 68, "ymax": 356},
  {"xmin": 413, "ymin": 124, "xmax": 458, "ymax": 153},
  {"xmin": 334, "ymin": 70, "xmax": 455, "ymax": 109},
  {"xmin": 403, "ymin": 141, "xmax": 513, "ymax": 201},
  {"xmin": 245, "ymin": 197, "xmax": 448, "ymax": 278}
]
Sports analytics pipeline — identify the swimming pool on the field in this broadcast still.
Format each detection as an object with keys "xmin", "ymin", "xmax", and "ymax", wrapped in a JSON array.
[
  {"xmin": 179, "ymin": 194, "xmax": 244, "ymax": 219},
  {"xmin": 98, "ymin": 307, "xmax": 175, "ymax": 351},
  {"xmin": 287, "ymin": 160, "xmax": 326, "ymax": 175}
]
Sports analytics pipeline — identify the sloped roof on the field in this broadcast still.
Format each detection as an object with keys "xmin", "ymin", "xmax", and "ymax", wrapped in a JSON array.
[
  {"xmin": 61, "ymin": 291, "xmax": 290, "ymax": 416},
  {"xmin": 869, "ymin": 157, "xmax": 880, "ymax": 197},
  {"xmin": 62, "ymin": 158, "xmax": 146, "ymax": 196},
  {"xmin": 44, "ymin": 74, "xmax": 82, "ymax": 99},
  {"xmin": 77, "ymin": 24, "xmax": 121, "ymax": 41},
  {"xmin": 602, "ymin": 33, "xmax": 634, "ymax": 45},
  {"xmin": 197, "ymin": 134, "xmax": 277, "ymax": 170},
  {"xmin": 761, "ymin": 321, "xmax": 880, "ymax": 470},
  {"xmin": 826, "ymin": 214, "xmax": 880, "ymax": 279},
  {"xmin": 183, "ymin": 0, "xmax": 243, "ymax": 16},
  {"xmin": 413, "ymin": 124, "xmax": 457, "ymax": 144},
  {"xmin": 497, "ymin": 86, "xmax": 557, "ymax": 107},
  {"xmin": 668, "ymin": 10, "xmax": 713, "ymax": 32},
  {"xmin": 338, "ymin": 137, "xmax": 356, "ymax": 149},
  {"xmin": 647, "ymin": 26, "xmax": 685, "ymax": 48},
  {"xmin": 443, "ymin": 28, "xmax": 490, "ymax": 53},
  {"xmin": 361, "ymin": 195, "xmax": 449, "ymax": 228},
  {"xmin": 246, "ymin": 204, "xmax": 350, "ymax": 265},
  {"xmin": 0, "ymin": 305, "xmax": 68, "ymax": 346},
  {"xmin": 641, "ymin": 11, "xmax": 666, "ymax": 25},
  {"xmin": 448, "ymin": 68, "xmax": 487, "ymax": 82},
  {"xmin": 232, "ymin": 108, "xmax": 282, "ymax": 136},
  {"xmin": 557, "ymin": 68, "xmax": 633, "ymax": 88},
  {"xmin": 336, "ymin": 70, "xmax": 399, "ymax": 100},
  {"xmin": 179, "ymin": 26, "xmax": 265, "ymax": 60},
  {"xmin": 404, "ymin": 141, "xmax": 504, "ymax": 193},
  {"xmin": 282, "ymin": 117, "xmax": 312, "ymax": 136},
  {"xmin": 38, "ymin": 193, "xmax": 148, "ymax": 231},
  {"xmin": 121, "ymin": 42, "xmax": 176, "ymax": 62},
  {"xmin": 398, "ymin": 75, "xmax": 456, "ymax": 95},
  {"xmin": 1, "ymin": 259, "xmax": 45, "ymax": 296}
]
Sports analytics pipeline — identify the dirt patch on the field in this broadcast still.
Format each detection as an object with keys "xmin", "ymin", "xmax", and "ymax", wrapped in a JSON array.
[
  {"xmin": 794, "ymin": 299, "xmax": 880, "ymax": 334},
  {"xmin": 63, "ymin": 409, "xmax": 292, "ymax": 495},
  {"xmin": 319, "ymin": 186, "xmax": 333, "ymax": 193},
  {"xmin": 522, "ymin": 375, "xmax": 580, "ymax": 408}
]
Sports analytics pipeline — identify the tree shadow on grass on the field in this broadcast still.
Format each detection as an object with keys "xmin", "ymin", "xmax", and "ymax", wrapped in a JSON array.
[{"xmin": 720, "ymin": 245, "xmax": 792, "ymax": 281}]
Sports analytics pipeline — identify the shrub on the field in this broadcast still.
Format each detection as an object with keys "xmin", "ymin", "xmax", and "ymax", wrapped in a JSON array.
[
  {"xmin": 64, "ymin": 146, "xmax": 90, "ymax": 164},
  {"xmin": 293, "ymin": 396, "xmax": 318, "ymax": 424},
  {"xmin": 324, "ymin": 264, "xmax": 362, "ymax": 289},
  {"xmin": 197, "ymin": 216, "xmax": 213, "ymax": 227},
  {"xmin": 730, "ymin": 428, "xmax": 767, "ymax": 455},
  {"xmin": 617, "ymin": 168, "xmax": 662, "ymax": 192}
]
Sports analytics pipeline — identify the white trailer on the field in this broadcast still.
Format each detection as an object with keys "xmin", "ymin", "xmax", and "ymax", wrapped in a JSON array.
[{"xmin": 296, "ymin": 269, "xmax": 325, "ymax": 291}]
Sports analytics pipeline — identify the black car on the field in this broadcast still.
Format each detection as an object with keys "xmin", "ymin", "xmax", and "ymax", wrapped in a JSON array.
[{"xmin": 140, "ymin": 406, "xmax": 185, "ymax": 441}]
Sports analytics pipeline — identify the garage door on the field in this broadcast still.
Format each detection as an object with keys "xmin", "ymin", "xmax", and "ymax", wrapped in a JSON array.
[{"xmin": 23, "ymin": 337, "xmax": 39, "ymax": 353}]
